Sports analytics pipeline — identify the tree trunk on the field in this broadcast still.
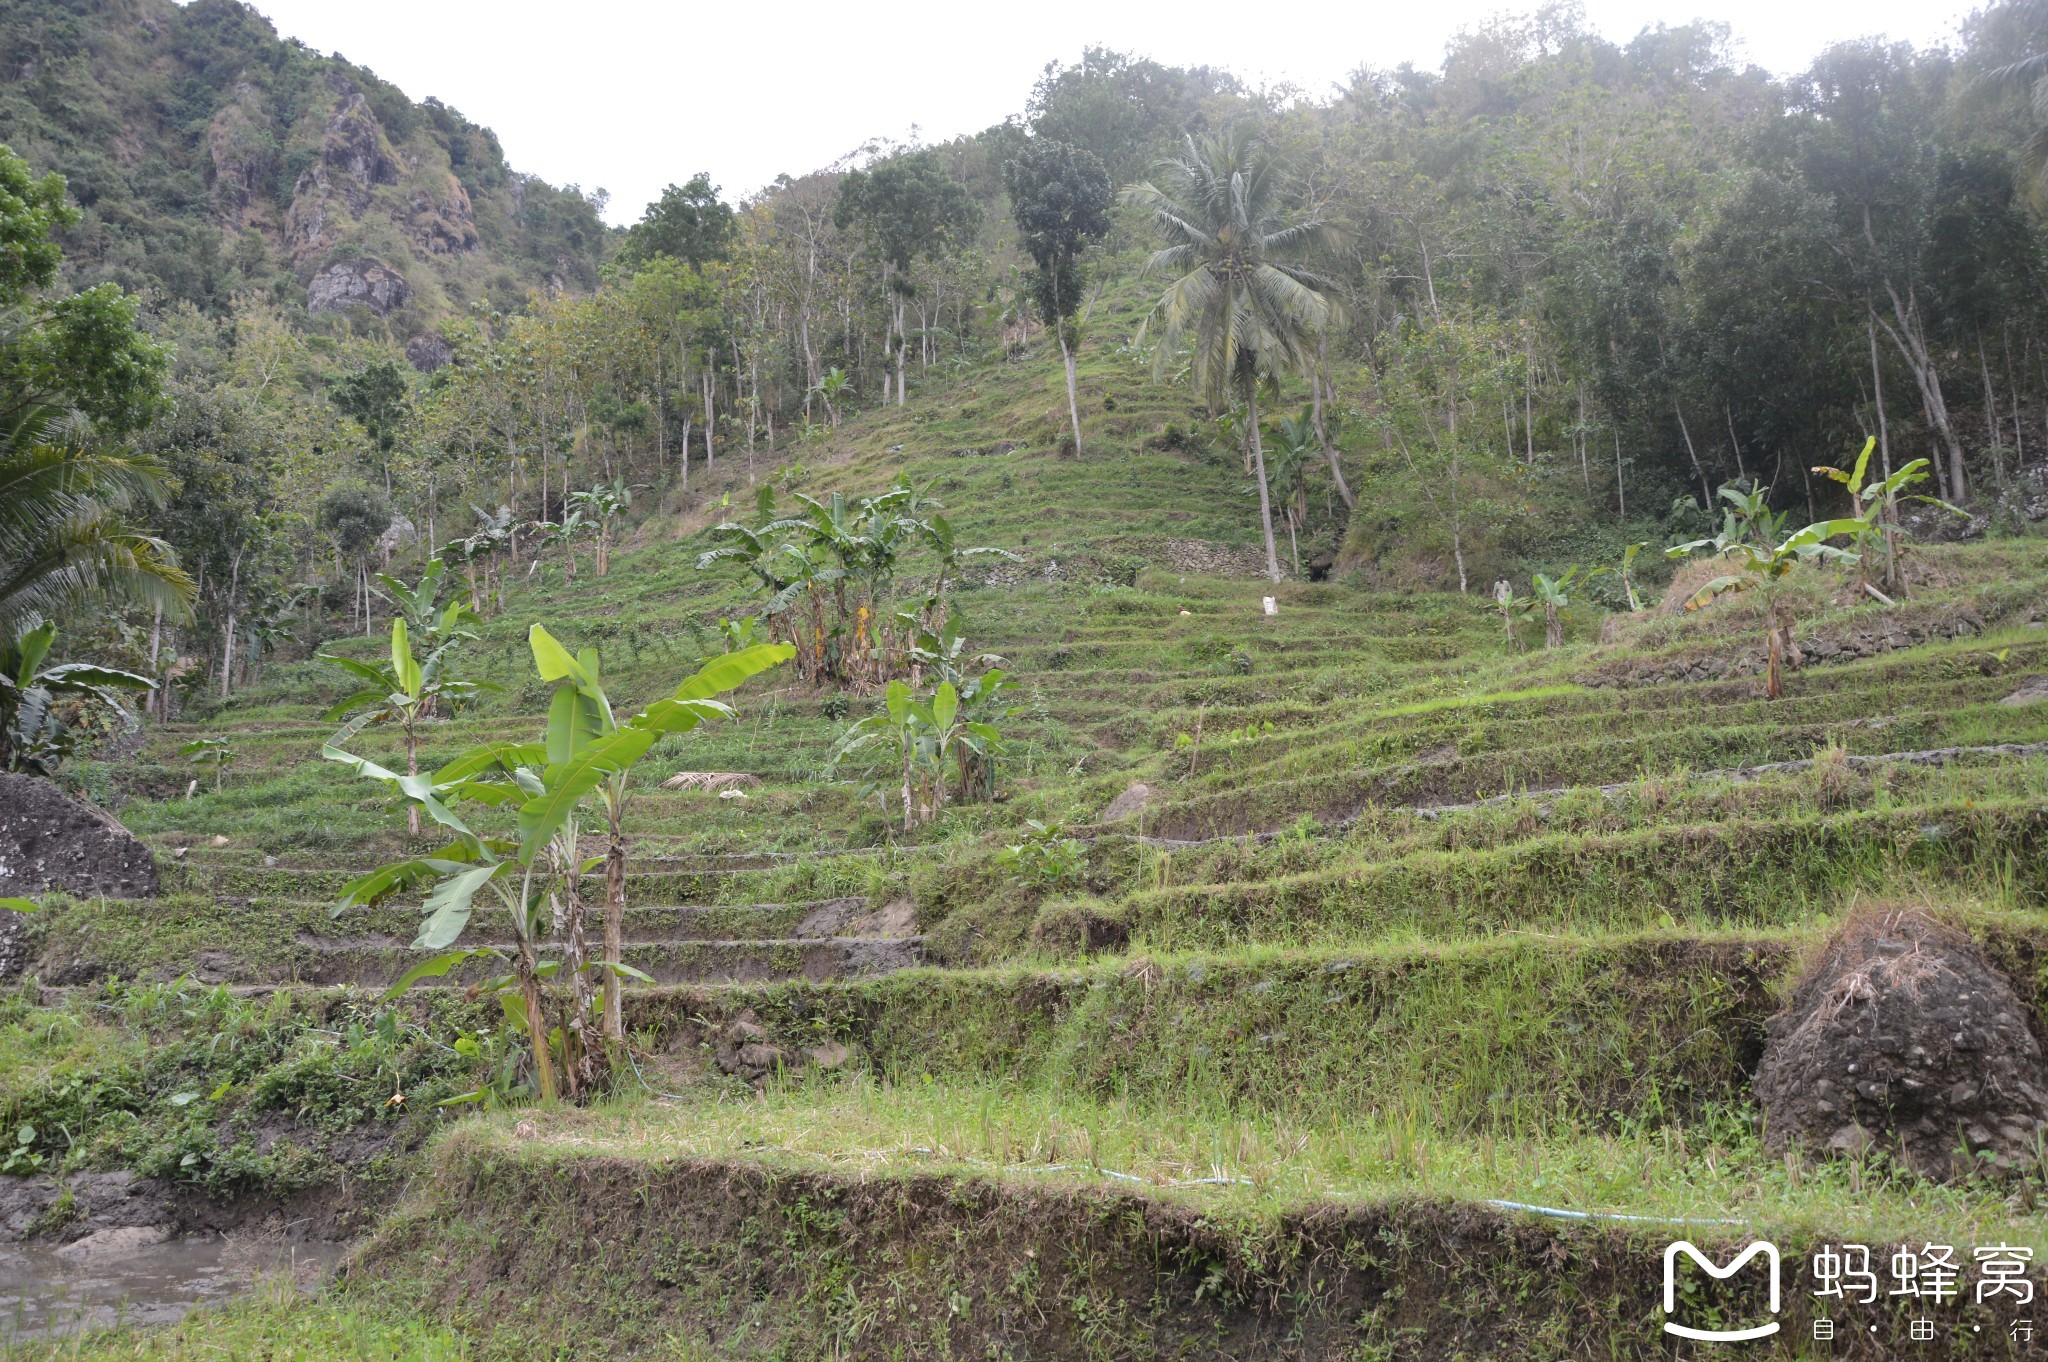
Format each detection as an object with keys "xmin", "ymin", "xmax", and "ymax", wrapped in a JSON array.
[
  {"xmin": 1058, "ymin": 324, "xmax": 1083, "ymax": 457},
  {"xmin": 1874, "ymin": 284, "xmax": 1965, "ymax": 502},
  {"xmin": 1245, "ymin": 381, "xmax": 1283, "ymax": 584},
  {"xmin": 1980, "ymin": 338, "xmax": 2006, "ymax": 488},
  {"xmin": 405, "ymin": 721, "xmax": 420, "ymax": 840},
  {"xmin": 148, "ymin": 600, "xmax": 164, "ymax": 722},
  {"xmin": 1614, "ymin": 430, "xmax": 1626, "ymax": 517},
  {"xmin": 1673, "ymin": 400, "xmax": 1712, "ymax": 505},
  {"xmin": 1311, "ymin": 340, "xmax": 1355, "ymax": 510},
  {"xmin": 702, "ymin": 367, "xmax": 716, "ymax": 471},
  {"xmin": 1577, "ymin": 385, "xmax": 1590, "ymax": 494},
  {"xmin": 219, "ymin": 550, "xmax": 241, "ymax": 700},
  {"xmin": 1868, "ymin": 310, "xmax": 1898, "ymax": 589}
]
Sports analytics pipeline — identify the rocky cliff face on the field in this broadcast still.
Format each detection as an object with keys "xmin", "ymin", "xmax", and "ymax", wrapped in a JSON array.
[{"xmin": 0, "ymin": 0, "xmax": 608, "ymax": 323}]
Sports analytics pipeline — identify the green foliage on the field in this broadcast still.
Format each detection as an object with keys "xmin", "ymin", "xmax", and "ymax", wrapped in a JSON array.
[
  {"xmin": 179, "ymin": 734, "xmax": 236, "ymax": 793},
  {"xmin": 1, "ymin": 619, "xmax": 152, "ymax": 774},
  {"xmin": 320, "ymin": 483, "xmax": 392, "ymax": 561},
  {"xmin": 0, "ymin": 145, "xmax": 170, "ymax": 436},
  {"xmin": 994, "ymin": 819, "xmax": 1087, "ymax": 888},
  {"xmin": 1004, "ymin": 139, "xmax": 1112, "ymax": 330},
  {"xmin": 330, "ymin": 361, "xmax": 411, "ymax": 456},
  {"xmin": 698, "ymin": 479, "xmax": 1016, "ymax": 688},
  {"xmin": 326, "ymin": 629, "xmax": 792, "ymax": 1100},
  {"xmin": 617, "ymin": 173, "xmax": 735, "ymax": 274},
  {"xmin": 833, "ymin": 151, "xmax": 981, "ymax": 274}
]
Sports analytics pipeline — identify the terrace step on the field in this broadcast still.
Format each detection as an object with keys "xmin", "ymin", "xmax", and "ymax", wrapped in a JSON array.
[{"xmin": 230, "ymin": 934, "xmax": 926, "ymax": 988}]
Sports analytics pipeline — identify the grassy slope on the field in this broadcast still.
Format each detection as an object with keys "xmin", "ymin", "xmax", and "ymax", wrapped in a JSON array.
[{"xmin": 8, "ymin": 289, "xmax": 2048, "ymax": 1358}]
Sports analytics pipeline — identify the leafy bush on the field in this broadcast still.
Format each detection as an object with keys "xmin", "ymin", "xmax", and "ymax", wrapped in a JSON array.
[{"xmin": 995, "ymin": 820, "xmax": 1087, "ymax": 889}]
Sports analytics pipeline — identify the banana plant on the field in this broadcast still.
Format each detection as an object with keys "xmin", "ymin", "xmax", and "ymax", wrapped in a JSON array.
[
  {"xmin": 914, "ymin": 513, "xmax": 1020, "ymax": 627},
  {"xmin": 326, "ymin": 629, "xmax": 793, "ymax": 1100},
  {"xmin": 699, "ymin": 479, "xmax": 1014, "ymax": 689},
  {"xmin": 1, "ymin": 621, "xmax": 154, "ymax": 775},
  {"xmin": 1528, "ymin": 566, "xmax": 1607, "ymax": 650},
  {"xmin": 179, "ymin": 735, "xmax": 235, "ymax": 794},
  {"xmin": 1715, "ymin": 481, "xmax": 1787, "ymax": 551},
  {"xmin": 904, "ymin": 611, "xmax": 1018, "ymax": 801},
  {"xmin": 1811, "ymin": 438, "xmax": 1964, "ymax": 595},
  {"xmin": 1667, "ymin": 514, "xmax": 1866, "ymax": 698},
  {"xmin": 830, "ymin": 680, "xmax": 935, "ymax": 832},
  {"xmin": 373, "ymin": 558, "xmax": 480, "ymax": 656},
  {"xmin": 698, "ymin": 488, "xmax": 834, "ymax": 681},
  {"xmin": 567, "ymin": 477, "xmax": 641, "ymax": 577},
  {"xmin": 811, "ymin": 366, "xmax": 852, "ymax": 428},
  {"xmin": 320, "ymin": 618, "xmax": 497, "ymax": 837},
  {"xmin": 528, "ymin": 627, "xmax": 793, "ymax": 1045}
]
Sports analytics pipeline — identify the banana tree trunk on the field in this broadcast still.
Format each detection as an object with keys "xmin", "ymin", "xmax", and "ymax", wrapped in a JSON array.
[
  {"xmin": 518, "ymin": 938, "xmax": 558, "ymax": 1104},
  {"xmin": 558, "ymin": 832, "xmax": 597, "ymax": 1096},
  {"xmin": 601, "ymin": 810, "xmax": 626, "ymax": 1044},
  {"xmin": 405, "ymin": 722, "xmax": 420, "ymax": 840}
]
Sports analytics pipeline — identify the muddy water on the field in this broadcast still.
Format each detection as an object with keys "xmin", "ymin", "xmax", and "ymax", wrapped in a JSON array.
[{"xmin": 0, "ymin": 1236, "xmax": 348, "ymax": 1339}]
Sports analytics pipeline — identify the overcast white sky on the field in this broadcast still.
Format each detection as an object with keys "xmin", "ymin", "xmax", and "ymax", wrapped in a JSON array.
[{"xmin": 232, "ymin": 0, "xmax": 1980, "ymax": 225}]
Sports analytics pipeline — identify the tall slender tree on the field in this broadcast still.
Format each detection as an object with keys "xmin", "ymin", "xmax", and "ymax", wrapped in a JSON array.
[{"xmin": 1004, "ymin": 140, "xmax": 1114, "ymax": 456}]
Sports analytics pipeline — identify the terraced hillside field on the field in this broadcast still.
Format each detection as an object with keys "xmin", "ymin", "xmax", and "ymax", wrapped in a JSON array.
[{"xmin": 6, "ymin": 527, "xmax": 2048, "ymax": 1359}]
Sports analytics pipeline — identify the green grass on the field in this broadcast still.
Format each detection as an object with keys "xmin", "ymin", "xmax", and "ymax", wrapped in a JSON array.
[
  {"xmin": 457, "ymin": 1080, "xmax": 2048, "ymax": 1245},
  {"xmin": 1, "ymin": 1294, "xmax": 471, "ymax": 1360}
]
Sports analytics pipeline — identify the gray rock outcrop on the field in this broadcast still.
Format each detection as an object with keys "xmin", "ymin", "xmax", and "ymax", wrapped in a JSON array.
[{"xmin": 306, "ymin": 258, "xmax": 411, "ymax": 315}]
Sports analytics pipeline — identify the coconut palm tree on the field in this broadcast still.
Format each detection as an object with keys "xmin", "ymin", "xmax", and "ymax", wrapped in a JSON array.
[
  {"xmin": 1124, "ymin": 125, "xmax": 1342, "ymax": 583},
  {"xmin": 0, "ymin": 402, "xmax": 193, "ymax": 640}
]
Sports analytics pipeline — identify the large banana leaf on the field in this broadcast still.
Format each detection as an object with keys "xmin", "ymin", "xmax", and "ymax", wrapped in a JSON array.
[
  {"xmin": 12, "ymin": 621, "xmax": 56, "ymax": 685},
  {"xmin": 322, "ymin": 687, "xmax": 391, "ymax": 725},
  {"xmin": 633, "ymin": 696, "xmax": 732, "ymax": 736},
  {"xmin": 320, "ymin": 744, "xmax": 476, "ymax": 841},
  {"xmin": 517, "ymin": 728, "xmax": 658, "ymax": 861},
  {"xmin": 36, "ymin": 662, "xmax": 153, "ymax": 693},
  {"xmin": 383, "ymin": 947, "xmax": 506, "ymax": 999},
  {"xmin": 415, "ymin": 862, "xmax": 507, "ymax": 949},
  {"xmin": 528, "ymin": 624, "xmax": 594, "ymax": 688},
  {"xmin": 668, "ymin": 643, "xmax": 794, "ymax": 701},
  {"xmin": 434, "ymin": 742, "xmax": 546, "ymax": 785},
  {"xmin": 545, "ymin": 685, "xmax": 606, "ymax": 765},
  {"xmin": 334, "ymin": 842, "xmax": 484, "ymax": 914},
  {"xmin": 391, "ymin": 619, "xmax": 422, "ymax": 698}
]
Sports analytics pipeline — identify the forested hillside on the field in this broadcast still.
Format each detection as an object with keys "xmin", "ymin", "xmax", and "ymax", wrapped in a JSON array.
[{"xmin": 5, "ymin": 3, "xmax": 2046, "ymax": 711}]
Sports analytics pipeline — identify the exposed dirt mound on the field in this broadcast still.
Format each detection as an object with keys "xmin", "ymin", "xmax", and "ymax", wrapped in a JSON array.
[
  {"xmin": 0, "ymin": 773, "xmax": 157, "ymax": 978},
  {"xmin": 1756, "ymin": 910, "xmax": 2048, "ymax": 1179},
  {"xmin": 0, "ymin": 773, "xmax": 158, "ymax": 901}
]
